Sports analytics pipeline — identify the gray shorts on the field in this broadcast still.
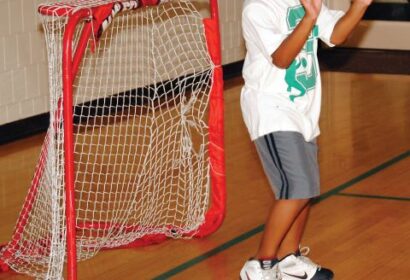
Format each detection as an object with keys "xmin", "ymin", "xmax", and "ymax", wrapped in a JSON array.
[{"xmin": 254, "ymin": 132, "xmax": 320, "ymax": 200}]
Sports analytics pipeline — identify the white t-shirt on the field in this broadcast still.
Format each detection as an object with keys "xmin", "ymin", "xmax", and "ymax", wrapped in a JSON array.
[{"xmin": 241, "ymin": 0, "xmax": 344, "ymax": 141}]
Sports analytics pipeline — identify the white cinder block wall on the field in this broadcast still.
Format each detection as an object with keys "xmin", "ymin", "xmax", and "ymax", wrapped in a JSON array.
[
  {"xmin": 0, "ymin": 0, "xmax": 48, "ymax": 126},
  {"xmin": 327, "ymin": 0, "xmax": 410, "ymax": 50},
  {"xmin": 219, "ymin": 0, "xmax": 246, "ymax": 64},
  {"xmin": 0, "ymin": 0, "xmax": 246, "ymax": 126}
]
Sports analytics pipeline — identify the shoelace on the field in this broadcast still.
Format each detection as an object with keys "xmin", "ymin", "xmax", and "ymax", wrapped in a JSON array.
[
  {"xmin": 299, "ymin": 245, "xmax": 310, "ymax": 256},
  {"xmin": 274, "ymin": 266, "xmax": 283, "ymax": 280},
  {"xmin": 255, "ymin": 263, "xmax": 281, "ymax": 280},
  {"xmin": 258, "ymin": 260, "xmax": 281, "ymax": 280},
  {"xmin": 298, "ymin": 246, "xmax": 322, "ymax": 270},
  {"xmin": 262, "ymin": 265, "xmax": 282, "ymax": 280}
]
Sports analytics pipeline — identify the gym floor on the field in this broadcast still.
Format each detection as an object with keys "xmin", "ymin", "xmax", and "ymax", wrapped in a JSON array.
[{"xmin": 0, "ymin": 71, "xmax": 409, "ymax": 279}]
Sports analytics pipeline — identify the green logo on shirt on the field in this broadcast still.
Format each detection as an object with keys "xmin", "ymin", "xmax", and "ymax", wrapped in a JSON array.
[{"xmin": 285, "ymin": 6, "xmax": 318, "ymax": 102}]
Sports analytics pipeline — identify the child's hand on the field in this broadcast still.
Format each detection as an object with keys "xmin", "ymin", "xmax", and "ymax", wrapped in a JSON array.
[
  {"xmin": 353, "ymin": 0, "xmax": 373, "ymax": 6},
  {"xmin": 301, "ymin": 0, "xmax": 322, "ymax": 20}
]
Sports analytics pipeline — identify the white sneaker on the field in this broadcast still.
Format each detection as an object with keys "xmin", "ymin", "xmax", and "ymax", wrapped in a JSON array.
[
  {"xmin": 278, "ymin": 253, "xmax": 333, "ymax": 280},
  {"xmin": 240, "ymin": 259, "xmax": 281, "ymax": 280}
]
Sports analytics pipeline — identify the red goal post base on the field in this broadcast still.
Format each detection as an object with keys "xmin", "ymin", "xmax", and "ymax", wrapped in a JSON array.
[
  {"xmin": 0, "ymin": 251, "xmax": 10, "ymax": 272},
  {"xmin": 0, "ymin": 207, "xmax": 225, "ymax": 272}
]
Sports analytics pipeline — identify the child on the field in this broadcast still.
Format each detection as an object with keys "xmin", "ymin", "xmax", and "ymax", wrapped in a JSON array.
[{"xmin": 239, "ymin": 0, "xmax": 372, "ymax": 279}]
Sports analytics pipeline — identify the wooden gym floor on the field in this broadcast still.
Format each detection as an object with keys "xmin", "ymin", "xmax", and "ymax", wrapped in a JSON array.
[{"xmin": 0, "ymin": 71, "xmax": 409, "ymax": 279}]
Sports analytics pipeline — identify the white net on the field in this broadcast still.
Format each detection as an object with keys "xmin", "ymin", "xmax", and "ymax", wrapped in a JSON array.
[{"xmin": 1, "ymin": 0, "xmax": 215, "ymax": 279}]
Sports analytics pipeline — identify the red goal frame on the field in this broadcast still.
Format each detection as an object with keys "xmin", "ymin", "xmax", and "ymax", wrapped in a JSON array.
[{"xmin": 0, "ymin": 1, "xmax": 225, "ymax": 279}]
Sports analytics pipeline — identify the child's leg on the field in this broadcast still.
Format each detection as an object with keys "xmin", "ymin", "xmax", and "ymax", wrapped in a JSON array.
[
  {"xmin": 253, "ymin": 132, "xmax": 319, "ymax": 260},
  {"xmin": 255, "ymin": 199, "xmax": 309, "ymax": 260},
  {"xmin": 277, "ymin": 202, "xmax": 310, "ymax": 258}
]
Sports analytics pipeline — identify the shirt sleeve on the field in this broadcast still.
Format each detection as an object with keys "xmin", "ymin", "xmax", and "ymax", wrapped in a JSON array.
[
  {"xmin": 242, "ymin": 3, "xmax": 286, "ymax": 62},
  {"xmin": 317, "ymin": 4, "xmax": 345, "ymax": 47}
]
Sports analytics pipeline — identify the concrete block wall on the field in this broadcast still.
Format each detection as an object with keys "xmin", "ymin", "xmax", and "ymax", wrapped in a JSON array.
[
  {"xmin": 219, "ymin": 0, "xmax": 246, "ymax": 65},
  {"xmin": 327, "ymin": 0, "xmax": 410, "ymax": 50},
  {"xmin": 0, "ymin": 0, "xmax": 246, "ymax": 126},
  {"xmin": 0, "ymin": 0, "xmax": 48, "ymax": 125}
]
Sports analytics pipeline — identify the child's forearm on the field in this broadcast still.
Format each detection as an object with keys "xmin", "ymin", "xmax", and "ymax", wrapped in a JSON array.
[
  {"xmin": 272, "ymin": 0, "xmax": 322, "ymax": 69},
  {"xmin": 272, "ymin": 16, "xmax": 316, "ymax": 69},
  {"xmin": 330, "ymin": 1, "xmax": 372, "ymax": 45}
]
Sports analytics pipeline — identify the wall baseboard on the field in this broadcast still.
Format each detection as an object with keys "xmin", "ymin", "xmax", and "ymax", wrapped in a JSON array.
[
  {"xmin": 318, "ymin": 48, "xmax": 410, "ymax": 74},
  {"xmin": 363, "ymin": 3, "xmax": 410, "ymax": 22},
  {"xmin": 222, "ymin": 60, "xmax": 244, "ymax": 80},
  {"xmin": 0, "ymin": 114, "xmax": 49, "ymax": 145},
  {"xmin": 1, "ymin": 48, "xmax": 409, "ymax": 146}
]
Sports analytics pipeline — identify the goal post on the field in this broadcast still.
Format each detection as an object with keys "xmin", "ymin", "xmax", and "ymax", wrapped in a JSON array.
[{"xmin": 0, "ymin": 1, "xmax": 225, "ymax": 279}]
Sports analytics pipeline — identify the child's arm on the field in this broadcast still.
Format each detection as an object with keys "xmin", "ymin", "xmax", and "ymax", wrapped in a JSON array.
[
  {"xmin": 330, "ymin": 0, "xmax": 373, "ymax": 45},
  {"xmin": 272, "ymin": 0, "xmax": 322, "ymax": 69}
]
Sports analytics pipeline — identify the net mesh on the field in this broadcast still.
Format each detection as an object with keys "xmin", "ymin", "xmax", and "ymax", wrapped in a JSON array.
[{"xmin": 1, "ymin": 0, "xmax": 215, "ymax": 279}]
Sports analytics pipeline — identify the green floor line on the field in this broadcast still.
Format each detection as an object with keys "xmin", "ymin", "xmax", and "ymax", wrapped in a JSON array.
[
  {"xmin": 337, "ymin": 192, "xmax": 410, "ymax": 201},
  {"xmin": 152, "ymin": 225, "xmax": 265, "ymax": 280},
  {"xmin": 315, "ymin": 150, "xmax": 410, "ymax": 203},
  {"xmin": 153, "ymin": 150, "xmax": 409, "ymax": 279}
]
